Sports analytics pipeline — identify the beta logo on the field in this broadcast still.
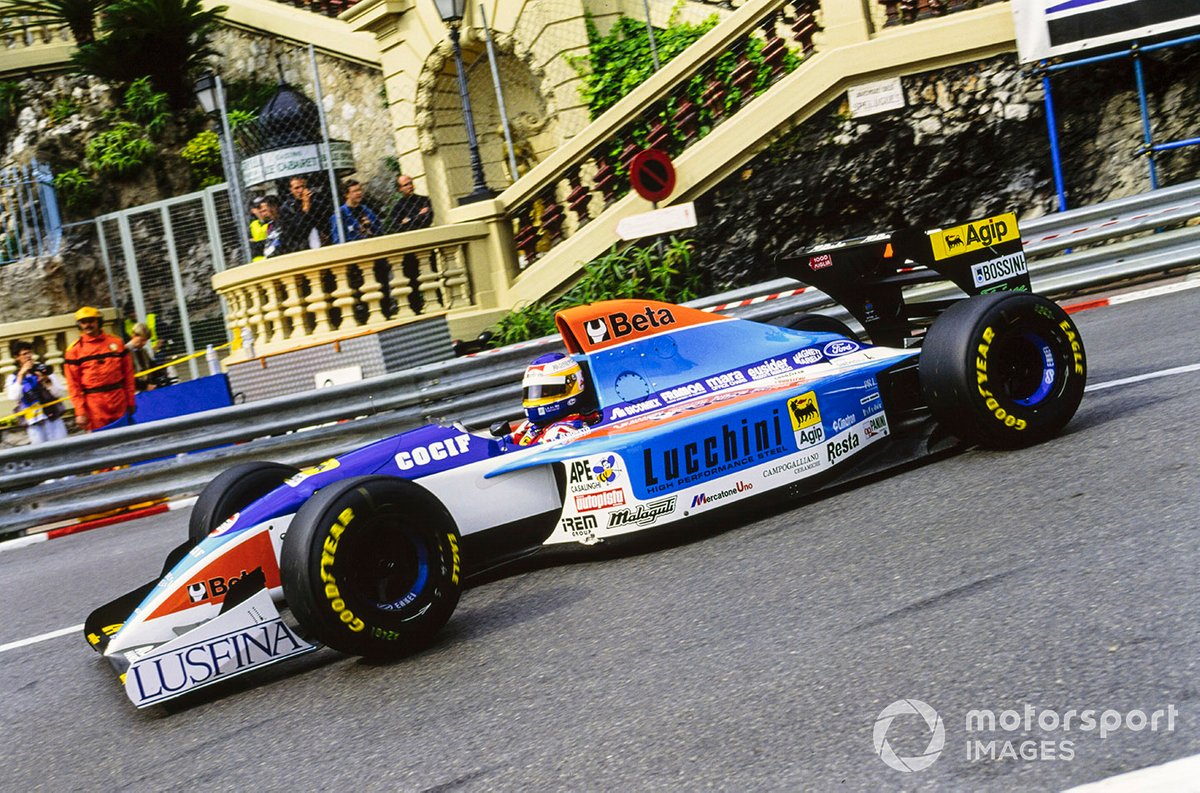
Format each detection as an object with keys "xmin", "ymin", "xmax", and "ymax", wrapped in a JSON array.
[
  {"xmin": 788, "ymin": 391, "xmax": 821, "ymax": 430},
  {"xmin": 584, "ymin": 307, "xmax": 676, "ymax": 346},
  {"xmin": 823, "ymin": 340, "xmax": 861, "ymax": 358},
  {"xmin": 187, "ymin": 570, "xmax": 252, "ymax": 603},
  {"xmin": 395, "ymin": 435, "xmax": 471, "ymax": 470}
]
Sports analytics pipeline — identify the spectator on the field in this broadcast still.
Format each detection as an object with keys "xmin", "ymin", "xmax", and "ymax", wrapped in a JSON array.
[
  {"xmin": 248, "ymin": 195, "xmax": 281, "ymax": 260},
  {"xmin": 382, "ymin": 174, "xmax": 434, "ymax": 235},
  {"xmin": 278, "ymin": 175, "xmax": 331, "ymax": 253},
  {"xmin": 5, "ymin": 340, "xmax": 68, "ymax": 445},
  {"xmin": 127, "ymin": 322, "xmax": 172, "ymax": 391},
  {"xmin": 331, "ymin": 179, "xmax": 380, "ymax": 243},
  {"xmin": 63, "ymin": 306, "xmax": 136, "ymax": 432}
]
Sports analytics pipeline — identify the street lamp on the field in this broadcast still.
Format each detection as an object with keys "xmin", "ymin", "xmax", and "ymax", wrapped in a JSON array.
[
  {"xmin": 431, "ymin": 0, "xmax": 495, "ymax": 204},
  {"xmin": 194, "ymin": 69, "xmax": 252, "ymax": 264}
]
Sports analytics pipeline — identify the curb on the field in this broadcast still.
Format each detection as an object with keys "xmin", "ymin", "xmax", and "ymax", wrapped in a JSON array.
[{"xmin": 0, "ymin": 495, "xmax": 197, "ymax": 554}]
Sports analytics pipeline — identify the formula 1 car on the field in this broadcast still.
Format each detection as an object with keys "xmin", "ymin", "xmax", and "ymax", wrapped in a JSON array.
[{"xmin": 85, "ymin": 212, "xmax": 1087, "ymax": 708}]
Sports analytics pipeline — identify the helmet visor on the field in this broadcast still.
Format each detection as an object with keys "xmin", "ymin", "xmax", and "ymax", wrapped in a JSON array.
[{"xmin": 523, "ymin": 382, "xmax": 571, "ymax": 403}]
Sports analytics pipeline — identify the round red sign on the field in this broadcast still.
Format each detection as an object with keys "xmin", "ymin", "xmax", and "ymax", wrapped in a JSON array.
[{"xmin": 629, "ymin": 149, "xmax": 676, "ymax": 203}]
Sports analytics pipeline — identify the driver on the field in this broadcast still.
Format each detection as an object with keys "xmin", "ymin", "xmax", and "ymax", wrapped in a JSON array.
[{"xmin": 509, "ymin": 352, "xmax": 600, "ymax": 446}]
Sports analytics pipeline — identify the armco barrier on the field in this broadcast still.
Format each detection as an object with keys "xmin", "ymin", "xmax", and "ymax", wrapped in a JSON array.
[{"xmin": 2, "ymin": 184, "xmax": 1199, "ymax": 535}]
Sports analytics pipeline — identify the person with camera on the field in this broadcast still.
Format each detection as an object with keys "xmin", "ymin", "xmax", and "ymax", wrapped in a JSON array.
[
  {"xmin": 5, "ymin": 340, "xmax": 68, "ymax": 445},
  {"xmin": 331, "ymin": 178, "xmax": 381, "ymax": 243}
]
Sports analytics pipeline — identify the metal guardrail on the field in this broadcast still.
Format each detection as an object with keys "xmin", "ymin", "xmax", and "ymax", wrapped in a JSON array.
[{"xmin": 2, "ymin": 183, "xmax": 1200, "ymax": 536}]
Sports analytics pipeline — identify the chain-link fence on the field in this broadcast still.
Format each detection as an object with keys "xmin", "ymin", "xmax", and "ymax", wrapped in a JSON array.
[{"xmin": 89, "ymin": 184, "xmax": 240, "ymax": 381}]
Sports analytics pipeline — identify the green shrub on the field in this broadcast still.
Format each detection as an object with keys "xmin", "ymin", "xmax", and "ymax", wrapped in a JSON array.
[
  {"xmin": 48, "ymin": 97, "xmax": 81, "ymax": 124},
  {"xmin": 490, "ymin": 237, "xmax": 704, "ymax": 346},
  {"xmin": 54, "ymin": 167, "xmax": 100, "ymax": 213},
  {"xmin": 85, "ymin": 121, "xmax": 155, "ymax": 176},
  {"xmin": 0, "ymin": 80, "xmax": 23, "ymax": 128},
  {"xmin": 122, "ymin": 76, "xmax": 171, "ymax": 137},
  {"xmin": 180, "ymin": 128, "xmax": 222, "ymax": 188}
]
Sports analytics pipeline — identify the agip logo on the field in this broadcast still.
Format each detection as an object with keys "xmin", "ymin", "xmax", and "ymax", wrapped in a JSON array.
[
  {"xmin": 787, "ymin": 391, "xmax": 821, "ymax": 430},
  {"xmin": 929, "ymin": 213, "xmax": 1020, "ymax": 260}
]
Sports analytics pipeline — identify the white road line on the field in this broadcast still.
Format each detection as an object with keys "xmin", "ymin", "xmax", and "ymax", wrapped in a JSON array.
[
  {"xmin": 1063, "ymin": 752, "xmax": 1200, "ymax": 791},
  {"xmin": 0, "ymin": 624, "xmax": 84, "ymax": 654},
  {"xmin": 1086, "ymin": 363, "xmax": 1200, "ymax": 392}
]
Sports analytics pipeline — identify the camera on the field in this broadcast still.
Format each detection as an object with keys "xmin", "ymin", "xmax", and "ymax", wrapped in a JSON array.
[{"xmin": 31, "ymin": 362, "xmax": 51, "ymax": 376}]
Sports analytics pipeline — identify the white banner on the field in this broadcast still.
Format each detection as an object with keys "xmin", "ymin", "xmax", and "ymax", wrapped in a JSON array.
[
  {"xmin": 1013, "ymin": 0, "xmax": 1200, "ymax": 63},
  {"xmin": 241, "ymin": 140, "xmax": 355, "ymax": 187}
]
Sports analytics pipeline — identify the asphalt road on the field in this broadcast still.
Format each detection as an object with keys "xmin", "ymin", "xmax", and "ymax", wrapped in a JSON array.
[{"xmin": 2, "ymin": 285, "xmax": 1199, "ymax": 792}]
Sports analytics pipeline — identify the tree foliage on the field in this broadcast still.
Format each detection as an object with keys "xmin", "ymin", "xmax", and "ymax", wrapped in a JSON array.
[
  {"xmin": 570, "ymin": 12, "xmax": 719, "ymax": 120},
  {"xmin": 0, "ymin": 0, "xmax": 111, "ymax": 45},
  {"xmin": 70, "ymin": 0, "xmax": 226, "ymax": 109},
  {"xmin": 490, "ymin": 237, "xmax": 706, "ymax": 346}
]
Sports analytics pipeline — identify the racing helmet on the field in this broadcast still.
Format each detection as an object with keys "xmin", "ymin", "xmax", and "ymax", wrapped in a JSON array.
[{"xmin": 522, "ymin": 352, "xmax": 585, "ymax": 424}]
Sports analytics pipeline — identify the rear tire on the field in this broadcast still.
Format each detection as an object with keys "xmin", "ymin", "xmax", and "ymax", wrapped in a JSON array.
[
  {"xmin": 920, "ymin": 293, "xmax": 1086, "ymax": 448},
  {"xmin": 280, "ymin": 475, "xmax": 462, "ymax": 658},
  {"xmin": 188, "ymin": 461, "xmax": 298, "ymax": 545}
]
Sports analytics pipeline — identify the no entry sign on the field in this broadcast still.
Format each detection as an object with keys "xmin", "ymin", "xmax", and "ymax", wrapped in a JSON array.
[{"xmin": 629, "ymin": 149, "xmax": 676, "ymax": 203}]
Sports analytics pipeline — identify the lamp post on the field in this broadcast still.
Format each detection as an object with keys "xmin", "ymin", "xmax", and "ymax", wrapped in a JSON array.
[
  {"xmin": 432, "ymin": 0, "xmax": 495, "ymax": 204},
  {"xmin": 194, "ymin": 70, "xmax": 252, "ymax": 264}
]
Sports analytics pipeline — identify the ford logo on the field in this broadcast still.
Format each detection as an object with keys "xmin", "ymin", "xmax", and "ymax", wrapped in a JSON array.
[{"xmin": 823, "ymin": 340, "xmax": 861, "ymax": 358}]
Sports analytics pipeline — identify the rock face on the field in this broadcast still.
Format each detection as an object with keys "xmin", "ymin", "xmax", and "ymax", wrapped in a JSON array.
[
  {"xmin": 0, "ymin": 28, "xmax": 396, "ymax": 326},
  {"xmin": 690, "ymin": 47, "xmax": 1200, "ymax": 286}
]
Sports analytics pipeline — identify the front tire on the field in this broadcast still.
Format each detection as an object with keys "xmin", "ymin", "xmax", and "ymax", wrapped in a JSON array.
[
  {"xmin": 920, "ymin": 293, "xmax": 1086, "ymax": 448},
  {"xmin": 280, "ymin": 476, "xmax": 462, "ymax": 658}
]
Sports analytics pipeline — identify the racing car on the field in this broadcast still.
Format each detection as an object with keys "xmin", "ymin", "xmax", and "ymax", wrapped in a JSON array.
[{"xmin": 85, "ymin": 212, "xmax": 1087, "ymax": 708}]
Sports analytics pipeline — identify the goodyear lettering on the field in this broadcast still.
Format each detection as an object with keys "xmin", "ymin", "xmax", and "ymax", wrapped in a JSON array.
[
  {"xmin": 320, "ymin": 507, "xmax": 364, "ymax": 632},
  {"xmin": 643, "ymin": 410, "xmax": 786, "ymax": 493},
  {"xmin": 447, "ymin": 532, "xmax": 460, "ymax": 585},
  {"xmin": 826, "ymin": 431, "xmax": 861, "ymax": 463},
  {"xmin": 395, "ymin": 435, "xmax": 471, "ymax": 470},
  {"xmin": 975, "ymin": 325, "xmax": 1028, "ymax": 431},
  {"xmin": 1059, "ymin": 319, "xmax": 1085, "ymax": 375},
  {"xmin": 607, "ymin": 307, "xmax": 676, "ymax": 339},
  {"xmin": 747, "ymin": 358, "xmax": 792, "ymax": 380}
]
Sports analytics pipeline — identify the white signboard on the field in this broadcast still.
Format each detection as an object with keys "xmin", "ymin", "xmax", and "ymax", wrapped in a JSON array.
[
  {"xmin": 241, "ymin": 140, "xmax": 355, "ymax": 187},
  {"xmin": 847, "ymin": 77, "xmax": 905, "ymax": 118},
  {"xmin": 615, "ymin": 202, "xmax": 698, "ymax": 241},
  {"xmin": 1013, "ymin": 0, "xmax": 1200, "ymax": 63},
  {"xmin": 315, "ymin": 365, "xmax": 362, "ymax": 389}
]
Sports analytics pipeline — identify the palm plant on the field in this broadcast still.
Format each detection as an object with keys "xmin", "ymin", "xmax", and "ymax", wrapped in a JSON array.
[
  {"xmin": 0, "ymin": 0, "xmax": 110, "ymax": 45},
  {"xmin": 70, "ymin": 0, "xmax": 226, "ymax": 109}
]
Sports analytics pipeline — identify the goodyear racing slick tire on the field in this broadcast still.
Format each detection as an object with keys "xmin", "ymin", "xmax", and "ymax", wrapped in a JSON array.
[
  {"xmin": 769, "ymin": 312, "xmax": 857, "ymax": 339},
  {"xmin": 188, "ymin": 461, "xmax": 299, "ymax": 546},
  {"xmin": 280, "ymin": 475, "xmax": 462, "ymax": 658},
  {"xmin": 920, "ymin": 293, "xmax": 1086, "ymax": 449}
]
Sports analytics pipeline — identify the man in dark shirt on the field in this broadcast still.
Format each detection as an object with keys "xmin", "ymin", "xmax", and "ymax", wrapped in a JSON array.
[
  {"xmin": 277, "ymin": 175, "xmax": 331, "ymax": 253},
  {"xmin": 383, "ymin": 174, "xmax": 434, "ymax": 235},
  {"xmin": 332, "ymin": 179, "xmax": 381, "ymax": 243}
]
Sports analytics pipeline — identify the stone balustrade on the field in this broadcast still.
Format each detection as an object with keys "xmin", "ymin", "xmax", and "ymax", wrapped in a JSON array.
[{"xmin": 212, "ymin": 220, "xmax": 506, "ymax": 358}]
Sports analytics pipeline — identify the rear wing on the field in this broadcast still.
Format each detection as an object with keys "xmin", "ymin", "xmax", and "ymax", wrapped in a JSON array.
[{"xmin": 777, "ymin": 213, "xmax": 1029, "ymax": 347}]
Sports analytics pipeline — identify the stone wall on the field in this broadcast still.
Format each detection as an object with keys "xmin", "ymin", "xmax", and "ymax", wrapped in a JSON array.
[{"xmin": 690, "ymin": 44, "xmax": 1200, "ymax": 287}]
